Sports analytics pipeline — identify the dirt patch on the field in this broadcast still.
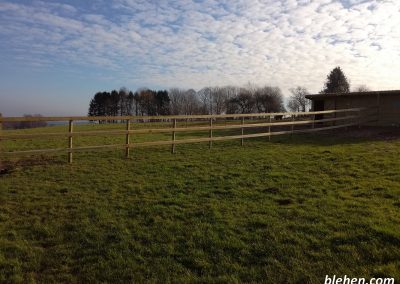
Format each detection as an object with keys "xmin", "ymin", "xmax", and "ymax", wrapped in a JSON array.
[{"xmin": 0, "ymin": 156, "xmax": 62, "ymax": 176}]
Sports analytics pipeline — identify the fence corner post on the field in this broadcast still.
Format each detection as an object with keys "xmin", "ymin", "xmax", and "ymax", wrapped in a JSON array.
[
  {"xmin": 68, "ymin": 120, "xmax": 73, "ymax": 164},
  {"xmin": 125, "ymin": 119, "xmax": 131, "ymax": 158}
]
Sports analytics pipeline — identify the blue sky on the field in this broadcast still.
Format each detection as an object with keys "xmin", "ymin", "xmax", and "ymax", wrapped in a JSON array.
[{"xmin": 0, "ymin": 0, "xmax": 399, "ymax": 116}]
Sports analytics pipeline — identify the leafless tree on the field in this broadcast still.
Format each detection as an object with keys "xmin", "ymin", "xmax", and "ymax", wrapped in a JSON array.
[
  {"xmin": 197, "ymin": 87, "xmax": 212, "ymax": 114},
  {"xmin": 183, "ymin": 89, "xmax": 201, "ymax": 115},
  {"xmin": 169, "ymin": 88, "xmax": 201, "ymax": 115},
  {"xmin": 169, "ymin": 88, "xmax": 186, "ymax": 115},
  {"xmin": 353, "ymin": 85, "xmax": 371, "ymax": 92},
  {"xmin": 287, "ymin": 86, "xmax": 310, "ymax": 112}
]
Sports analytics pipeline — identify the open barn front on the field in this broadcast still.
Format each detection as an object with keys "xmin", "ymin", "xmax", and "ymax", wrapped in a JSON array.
[
  {"xmin": 306, "ymin": 90, "xmax": 400, "ymax": 127},
  {"xmin": 313, "ymin": 100, "xmax": 325, "ymax": 120}
]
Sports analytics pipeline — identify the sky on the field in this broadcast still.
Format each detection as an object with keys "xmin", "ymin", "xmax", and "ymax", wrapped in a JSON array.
[{"xmin": 0, "ymin": 0, "xmax": 399, "ymax": 116}]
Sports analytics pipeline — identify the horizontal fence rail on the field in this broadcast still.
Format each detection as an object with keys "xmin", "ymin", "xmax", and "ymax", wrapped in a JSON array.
[{"xmin": 0, "ymin": 107, "xmax": 378, "ymax": 163}]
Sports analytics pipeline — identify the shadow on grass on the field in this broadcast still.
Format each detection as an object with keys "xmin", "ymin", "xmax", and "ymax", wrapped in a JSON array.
[{"xmin": 266, "ymin": 126, "xmax": 400, "ymax": 146}]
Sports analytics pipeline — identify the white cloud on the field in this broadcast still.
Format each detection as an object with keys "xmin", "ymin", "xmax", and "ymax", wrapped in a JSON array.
[{"xmin": 0, "ymin": 0, "xmax": 400, "ymax": 95}]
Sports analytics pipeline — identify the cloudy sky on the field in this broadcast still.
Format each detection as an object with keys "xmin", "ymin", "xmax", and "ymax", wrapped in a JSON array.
[{"xmin": 0, "ymin": 0, "xmax": 399, "ymax": 116}]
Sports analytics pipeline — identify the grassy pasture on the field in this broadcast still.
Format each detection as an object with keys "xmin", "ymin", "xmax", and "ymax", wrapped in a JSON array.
[{"xmin": 0, "ymin": 123, "xmax": 400, "ymax": 283}]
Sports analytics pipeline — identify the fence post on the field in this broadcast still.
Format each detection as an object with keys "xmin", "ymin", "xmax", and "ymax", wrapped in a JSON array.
[
  {"xmin": 312, "ymin": 114, "xmax": 315, "ymax": 129},
  {"xmin": 68, "ymin": 120, "xmax": 73, "ymax": 163},
  {"xmin": 268, "ymin": 115, "xmax": 271, "ymax": 141},
  {"xmin": 241, "ymin": 117, "xmax": 244, "ymax": 146},
  {"xmin": 291, "ymin": 115, "xmax": 295, "ymax": 136},
  {"xmin": 209, "ymin": 118, "xmax": 213, "ymax": 149},
  {"xmin": 125, "ymin": 119, "xmax": 130, "ymax": 158},
  {"xmin": 171, "ymin": 119, "xmax": 176, "ymax": 154},
  {"xmin": 358, "ymin": 109, "xmax": 361, "ymax": 129}
]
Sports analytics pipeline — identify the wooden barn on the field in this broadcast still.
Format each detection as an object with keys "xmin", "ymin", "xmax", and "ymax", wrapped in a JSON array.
[{"xmin": 305, "ymin": 90, "xmax": 400, "ymax": 126}]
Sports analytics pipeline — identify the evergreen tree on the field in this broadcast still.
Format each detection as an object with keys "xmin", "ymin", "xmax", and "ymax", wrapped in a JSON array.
[
  {"xmin": 155, "ymin": 90, "xmax": 170, "ymax": 115},
  {"xmin": 321, "ymin": 67, "xmax": 350, "ymax": 94}
]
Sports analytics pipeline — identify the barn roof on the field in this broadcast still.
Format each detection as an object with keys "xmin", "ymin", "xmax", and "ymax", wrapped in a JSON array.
[{"xmin": 305, "ymin": 90, "xmax": 400, "ymax": 100}]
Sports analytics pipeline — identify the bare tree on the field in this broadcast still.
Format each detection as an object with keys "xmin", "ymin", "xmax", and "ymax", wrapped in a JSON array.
[
  {"xmin": 183, "ymin": 89, "xmax": 201, "ymax": 115},
  {"xmin": 287, "ymin": 87, "xmax": 310, "ymax": 112},
  {"xmin": 353, "ymin": 85, "xmax": 371, "ymax": 92},
  {"xmin": 198, "ymin": 87, "xmax": 212, "ymax": 114},
  {"xmin": 169, "ymin": 88, "xmax": 201, "ymax": 115},
  {"xmin": 169, "ymin": 88, "xmax": 186, "ymax": 115}
]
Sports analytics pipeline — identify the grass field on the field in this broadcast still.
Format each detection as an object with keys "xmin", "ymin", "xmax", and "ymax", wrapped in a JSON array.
[{"xmin": 1, "ymin": 124, "xmax": 400, "ymax": 283}]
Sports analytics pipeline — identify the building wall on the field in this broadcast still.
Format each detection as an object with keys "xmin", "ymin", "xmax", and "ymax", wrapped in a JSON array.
[
  {"xmin": 310, "ymin": 94, "xmax": 400, "ymax": 126},
  {"xmin": 378, "ymin": 94, "xmax": 400, "ymax": 126}
]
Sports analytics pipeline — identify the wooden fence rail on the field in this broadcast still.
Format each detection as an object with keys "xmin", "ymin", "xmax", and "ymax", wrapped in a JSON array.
[{"xmin": 0, "ymin": 108, "xmax": 378, "ymax": 163}]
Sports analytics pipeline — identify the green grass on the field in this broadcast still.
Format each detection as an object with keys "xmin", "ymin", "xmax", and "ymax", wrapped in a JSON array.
[{"xmin": 1, "ymin": 124, "xmax": 400, "ymax": 283}]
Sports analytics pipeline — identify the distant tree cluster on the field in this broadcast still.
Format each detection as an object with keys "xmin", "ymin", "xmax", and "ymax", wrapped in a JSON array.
[
  {"xmin": 88, "ymin": 84, "xmax": 286, "ymax": 118},
  {"xmin": 197, "ymin": 85, "xmax": 285, "ymax": 115},
  {"xmin": 4, "ymin": 114, "xmax": 47, "ymax": 129},
  {"xmin": 88, "ymin": 88, "xmax": 170, "ymax": 117},
  {"xmin": 224, "ymin": 85, "xmax": 285, "ymax": 114},
  {"xmin": 88, "ymin": 88, "xmax": 134, "ymax": 117}
]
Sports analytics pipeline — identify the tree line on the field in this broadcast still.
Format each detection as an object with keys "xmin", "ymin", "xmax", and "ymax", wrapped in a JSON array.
[
  {"xmin": 0, "ymin": 67, "xmax": 369, "ymax": 129},
  {"xmin": 87, "ymin": 66, "xmax": 369, "ymax": 118},
  {"xmin": 88, "ymin": 84, "xmax": 288, "ymax": 118}
]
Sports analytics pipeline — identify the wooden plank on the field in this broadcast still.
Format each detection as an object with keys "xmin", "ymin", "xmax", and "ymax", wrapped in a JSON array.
[
  {"xmin": 1, "ymin": 120, "xmax": 362, "ymax": 156},
  {"xmin": 0, "ymin": 115, "xmax": 361, "ymax": 140},
  {"xmin": 0, "ymin": 108, "xmax": 366, "ymax": 122}
]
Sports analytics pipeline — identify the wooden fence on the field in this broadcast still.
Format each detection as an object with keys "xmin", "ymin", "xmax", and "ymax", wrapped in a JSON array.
[{"xmin": 0, "ymin": 108, "xmax": 378, "ymax": 164}]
